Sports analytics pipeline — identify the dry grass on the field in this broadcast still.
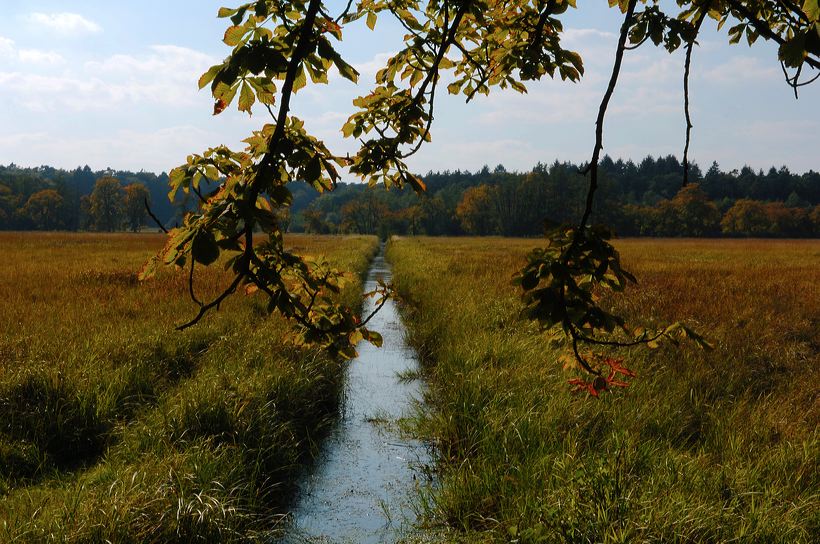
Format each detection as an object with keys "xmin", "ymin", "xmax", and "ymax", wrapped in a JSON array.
[
  {"xmin": 0, "ymin": 232, "xmax": 378, "ymax": 542},
  {"xmin": 388, "ymin": 236, "xmax": 819, "ymax": 543}
]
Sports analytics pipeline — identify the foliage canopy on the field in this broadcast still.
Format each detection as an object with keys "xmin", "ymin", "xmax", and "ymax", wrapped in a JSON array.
[{"xmin": 143, "ymin": 0, "xmax": 819, "ymax": 372}]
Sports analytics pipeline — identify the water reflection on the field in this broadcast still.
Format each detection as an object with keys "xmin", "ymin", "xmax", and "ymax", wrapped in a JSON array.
[{"xmin": 280, "ymin": 246, "xmax": 432, "ymax": 544}]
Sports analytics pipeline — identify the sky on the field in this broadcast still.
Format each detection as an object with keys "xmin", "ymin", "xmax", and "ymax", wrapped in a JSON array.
[{"xmin": 0, "ymin": 1, "xmax": 817, "ymax": 178}]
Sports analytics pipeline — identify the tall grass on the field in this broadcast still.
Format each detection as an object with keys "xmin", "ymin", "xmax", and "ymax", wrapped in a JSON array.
[
  {"xmin": 388, "ymin": 237, "xmax": 819, "ymax": 543},
  {"xmin": 0, "ymin": 232, "xmax": 378, "ymax": 542}
]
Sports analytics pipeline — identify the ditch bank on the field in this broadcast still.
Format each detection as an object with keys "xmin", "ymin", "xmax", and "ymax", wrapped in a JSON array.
[{"xmin": 280, "ymin": 243, "xmax": 434, "ymax": 543}]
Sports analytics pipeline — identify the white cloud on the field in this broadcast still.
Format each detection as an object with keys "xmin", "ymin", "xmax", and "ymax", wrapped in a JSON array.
[
  {"xmin": 28, "ymin": 12, "xmax": 101, "ymax": 35},
  {"xmin": 693, "ymin": 118, "xmax": 818, "ymax": 172},
  {"xmin": 352, "ymin": 51, "xmax": 394, "ymax": 81},
  {"xmin": 700, "ymin": 56, "xmax": 779, "ymax": 84},
  {"xmin": 0, "ymin": 126, "xmax": 218, "ymax": 173},
  {"xmin": 413, "ymin": 136, "xmax": 540, "ymax": 173},
  {"xmin": 18, "ymin": 49, "xmax": 64, "ymax": 64},
  {"xmin": 0, "ymin": 45, "xmax": 216, "ymax": 111},
  {"xmin": 567, "ymin": 28, "xmax": 617, "ymax": 40},
  {"xmin": 86, "ymin": 45, "xmax": 213, "ymax": 81},
  {"xmin": 622, "ymin": 54, "xmax": 683, "ymax": 84},
  {"xmin": 0, "ymin": 131, "xmax": 48, "ymax": 147},
  {"xmin": 0, "ymin": 36, "xmax": 64, "ymax": 65},
  {"xmin": 0, "ymin": 36, "xmax": 15, "ymax": 58}
]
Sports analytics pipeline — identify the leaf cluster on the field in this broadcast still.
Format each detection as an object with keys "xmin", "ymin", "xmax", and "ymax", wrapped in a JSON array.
[
  {"xmin": 514, "ymin": 225, "xmax": 636, "ymax": 344},
  {"xmin": 514, "ymin": 225, "xmax": 711, "ymax": 374}
]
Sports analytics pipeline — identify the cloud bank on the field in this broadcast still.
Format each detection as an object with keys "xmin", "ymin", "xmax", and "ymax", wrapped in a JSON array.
[{"xmin": 28, "ymin": 13, "xmax": 101, "ymax": 36}]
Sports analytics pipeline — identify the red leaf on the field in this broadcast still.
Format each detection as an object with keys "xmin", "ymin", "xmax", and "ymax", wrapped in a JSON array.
[{"xmin": 604, "ymin": 357, "xmax": 636, "ymax": 377}]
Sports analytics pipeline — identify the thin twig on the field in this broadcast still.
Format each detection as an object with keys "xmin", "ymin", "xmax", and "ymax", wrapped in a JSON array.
[
  {"xmin": 144, "ymin": 198, "xmax": 168, "ymax": 233},
  {"xmin": 177, "ymin": 271, "xmax": 244, "ymax": 330},
  {"xmin": 334, "ymin": 0, "xmax": 355, "ymax": 24},
  {"xmin": 571, "ymin": 326, "xmax": 666, "ymax": 349},
  {"xmin": 358, "ymin": 290, "xmax": 391, "ymax": 328},
  {"xmin": 189, "ymin": 258, "xmax": 203, "ymax": 307},
  {"xmin": 192, "ymin": 185, "xmax": 208, "ymax": 204},
  {"xmin": 683, "ymin": 8, "xmax": 708, "ymax": 187},
  {"xmin": 726, "ymin": 0, "xmax": 820, "ymax": 71}
]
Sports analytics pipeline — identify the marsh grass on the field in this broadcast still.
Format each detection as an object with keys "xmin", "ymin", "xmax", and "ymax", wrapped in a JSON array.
[
  {"xmin": 388, "ymin": 237, "xmax": 819, "ymax": 543},
  {"xmin": 0, "ymin": 232, "xmax": 378, "ymax": 542}
]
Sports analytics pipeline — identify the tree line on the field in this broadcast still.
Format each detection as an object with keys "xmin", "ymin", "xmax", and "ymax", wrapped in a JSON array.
[
  {"xmin": 295, "ymin": 155, "xmax": 820, "ymax": 238},
  {"xmin": 0, "ymin": 164, "xmax": 191, "ymax": 231},
  {"xmin": 2, "ymin": 156, "xmax": 819, "ymax": 236}
]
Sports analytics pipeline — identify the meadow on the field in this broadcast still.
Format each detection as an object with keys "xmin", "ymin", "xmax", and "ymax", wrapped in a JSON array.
[
  {"xmin": 388, "ymin": 237, "xmax": 819, "ymax": 543},
  {"xmin": 0, "ymin": 232, "xmax": 378, "ymax": 542}
]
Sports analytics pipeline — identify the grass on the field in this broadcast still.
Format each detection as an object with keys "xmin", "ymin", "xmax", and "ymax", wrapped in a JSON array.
[
  {"xmin": 0, "ymin": 231, "xmax": 378, "ymax": 542},
  {"xmin": 387, "ymin": 237, "xmax": 819, "ymax": 543}
]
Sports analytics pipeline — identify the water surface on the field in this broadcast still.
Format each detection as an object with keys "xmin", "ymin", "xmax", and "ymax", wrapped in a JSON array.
[{"xmin": 280, "ymin": 246, "xmax": 432, "ymax": 543}]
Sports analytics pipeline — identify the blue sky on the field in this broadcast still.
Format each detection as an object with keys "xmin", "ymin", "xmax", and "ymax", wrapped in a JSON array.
[{"xmin": 0, "ymin": 1, "xmax": 817, "ymax": 177}]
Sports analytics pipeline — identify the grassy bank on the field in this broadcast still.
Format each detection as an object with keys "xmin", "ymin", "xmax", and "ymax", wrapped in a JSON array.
[
  {"xmin": 0, "ymin": 232, "xmax": 378, "ymax": 542},
  {"xmin": 388, "ymin": 237, "xmax": 819, "ymax": 543}
]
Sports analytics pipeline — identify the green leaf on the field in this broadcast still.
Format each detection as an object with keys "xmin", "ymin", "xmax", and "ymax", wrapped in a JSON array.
[
  {"xmin": 334, "ymin": 57, "xmax": 359, "ymax": 83},
  {"xmin": 366, "ymin": 11, "xmax": 377, "ymax": 30},
  {"xmin": 198, "ymin": 64, "xmax": 222, "ymax": 90},
  {"xmin": 224, "ymin": 25, "xmax": 246, "ymax": 47},
  {"xmin": 520, "ymin": 270, "xmax": 538, "ymax": 290},
  {"xmin": 254, "ymin": 0, "xmax": 269, "ymax": 18},
  {"xmin": 779, "ymin": 32, "xmax": 808, "ymax": 67},
  {"xmin": 268, "ymin": 184, "xmax": 293, "ymax": 206},
  {"xmin": 293, "ymin": 66, "xmax": 307, "ymax": 91},
  {"xmin": 305, "ymin": 156, "xmax": 322, "ymax": 182},
  {"xmin": 238, "ymin": 81, "xmax": 255, "ymax": 114},
  {"xmin": 214, "ymin": 81, "xmax": 239, "ymax": 105},
  {"xmin": 341, "ymin": 121, "xmax": 356, "ymax": 137},
  {"xmin": 364, "ymin": 329, "xmax": 383, "ymax": 347},
  {"xmin": 348, "ymin": 329, "xmax": 364, "ymax": 345},
  {"xmin": 804, "ymin": 0, "xmax": 820, "ymax": 23},
  {"xmin": 191, "ymin": 231, "xmax": 220, "ymax": 265}
]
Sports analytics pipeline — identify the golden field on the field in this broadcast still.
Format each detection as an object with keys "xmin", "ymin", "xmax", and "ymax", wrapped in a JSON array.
[
  {"xmin": 0, "ymin": 232, "xmax": 378, "ymax": 543},
  {"xmin": 388, "ymin": 237, "xmax": 819, "ymax": 543}
]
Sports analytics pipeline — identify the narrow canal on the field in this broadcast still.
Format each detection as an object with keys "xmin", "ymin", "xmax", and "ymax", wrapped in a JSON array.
[{"xmin": 281, "ymin": 244, "xmax": 433, "ymax": 543}]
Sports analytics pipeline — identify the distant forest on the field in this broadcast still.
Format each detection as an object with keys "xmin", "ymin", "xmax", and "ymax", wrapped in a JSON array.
[{"xmin": 2, "ymin": 156, "xmax": 819, "ymax": 237}]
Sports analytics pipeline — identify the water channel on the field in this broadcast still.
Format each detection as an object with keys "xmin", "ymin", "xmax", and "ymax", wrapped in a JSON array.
[{"xmin": 280, "ymin": 244, "xmax": 433, "ymax": 543}]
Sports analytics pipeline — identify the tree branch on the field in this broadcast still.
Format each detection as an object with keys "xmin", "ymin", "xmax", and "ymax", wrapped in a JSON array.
[
  {"xmin": 144, "ymin": 198, "xmax": 168, "ymax": 233},
  {"xmin": 176, "ymin": 271, "xmax": 244, "ymax": 331},
  {"xmin": 399, "ymin": 0, "xmax": 471, "ymax": 159},
  {"xmin": 683, "ymin": 7, "xmax": 708, "ymax": 187},
  {"xmin": 726, "ymin": 0, "xmax": 820, "ymax": 71},
  {"xmin": 578, "ymin": 0, "xmax": 637, "ymax": 229}
]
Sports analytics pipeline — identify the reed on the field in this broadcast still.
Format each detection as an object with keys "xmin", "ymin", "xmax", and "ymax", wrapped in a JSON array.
[
  {"xmin": 0, "ymin": 232, "xmax": 378, "ymax": 542},
  {"xmin": 389, "ymin": 237, "xmax": 819, "ymax": 543}
]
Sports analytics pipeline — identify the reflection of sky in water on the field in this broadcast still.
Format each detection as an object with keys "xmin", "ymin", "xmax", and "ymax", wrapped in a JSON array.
[{"xmin": 280, "ymin": 246, "xmax": 433, "ymax": 544}]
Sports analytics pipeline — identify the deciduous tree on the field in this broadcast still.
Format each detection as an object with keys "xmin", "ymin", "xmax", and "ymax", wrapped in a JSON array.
[
  {"xmin": 22, "ymin": 189, "xmax": 64, "ymax": 230},
  {"xmin": 722, "ymin": 198, "xmax": 770, "ymax": 235},
  {"xmin": 656, "ymin": 184, "xmax": 721, "ymax": 236},
  {"xmin": 143, "ymin": 0, "xmax": 819, "ymax": 369},
  {"xmin": 123, "ymin": 183, "xmax": 151, "ymax": 232},
  {"xmin": 456, "ymin": 184, "xmax": 498, "ymax": 235},
  {"xmin": 90, "ymin": 177, "xmax": 125, "ymax": 232}
]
